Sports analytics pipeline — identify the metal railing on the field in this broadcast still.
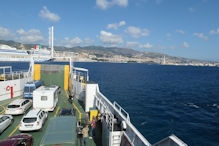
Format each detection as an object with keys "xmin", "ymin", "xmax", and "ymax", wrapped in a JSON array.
[
  {"xmin": 0, "ymin": 66, "xmax": 30, "ymax": 81},
  {"xmin": 94, "ymin": 86, "xmax": 151, "ymax": 146},
  {"xmin": 113, "ymin": 101, "xmax": 130, "ymax": 122}
]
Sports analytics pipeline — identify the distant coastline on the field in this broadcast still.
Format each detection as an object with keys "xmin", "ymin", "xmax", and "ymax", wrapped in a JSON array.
[{"xmin": 0, "ymin": 39, "xmax": 218, "ymax": 67}]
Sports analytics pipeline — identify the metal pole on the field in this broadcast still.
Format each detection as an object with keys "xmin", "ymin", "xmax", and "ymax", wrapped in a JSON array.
[
  {"xmin": 31, "ymin": 56, "xmax": 34, "ymax": 79},
  {"xmin": 4, "ymin": 68, "xmax": 5, "ymax": 81},
  {"xmin": 70, "ymin": 57, "xmax": 72, "ymax": 74},
  {"xmin": 51, "ymin": 26, "xmax": 54, "ymax": 58}
]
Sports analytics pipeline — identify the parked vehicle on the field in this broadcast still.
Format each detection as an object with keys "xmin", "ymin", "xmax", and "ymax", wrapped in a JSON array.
[
  {"xmin": 23, "ymin": 80, "xmax": 43, "ymax": 99},
  {"xmin": 0, "ymin": 115, "xmax": 13, "ymax": 134},
  {"xmin": 0, "ymin": 133, "xmax": 33, "ymax": 145},
  {"xmin": 33, "ymin": 85, "xmax": 59, "ymax": 111},
  {"xmin": 5, "ymin": 99, "xmax": 32, "ymax": 115},
  {"xmin": 19, "ymin": 109, "xmax": 48, "ymax": 132}
]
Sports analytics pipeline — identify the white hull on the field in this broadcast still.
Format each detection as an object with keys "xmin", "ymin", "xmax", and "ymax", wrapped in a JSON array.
[{"xmin": 0, "ymin": 77, "xmax": 31, "ymax": 101}]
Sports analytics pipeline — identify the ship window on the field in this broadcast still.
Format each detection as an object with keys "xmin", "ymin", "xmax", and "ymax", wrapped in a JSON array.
[{"xmin": 41, "ymin": 96, "xmax": 47, "ymax": 101}]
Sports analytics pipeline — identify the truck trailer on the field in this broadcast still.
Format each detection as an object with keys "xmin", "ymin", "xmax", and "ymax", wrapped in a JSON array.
[{"xmin": 33, "ymin": 85, "xmax": 59, "ymax": 111}]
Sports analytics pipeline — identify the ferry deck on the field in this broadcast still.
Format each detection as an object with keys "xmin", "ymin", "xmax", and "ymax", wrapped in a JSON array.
[
  {"xmin": 0, "ymin": 89, "xmax": 100, "ymax": 146},
  {"xmin": 0, "ymin": 63, "xmax": 101, "ymax": 146}
]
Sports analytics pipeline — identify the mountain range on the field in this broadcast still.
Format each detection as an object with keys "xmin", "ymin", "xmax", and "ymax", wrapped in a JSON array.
[{"xmin": 0, "ymin": 40, "xmax": 212, "ymax": 64}]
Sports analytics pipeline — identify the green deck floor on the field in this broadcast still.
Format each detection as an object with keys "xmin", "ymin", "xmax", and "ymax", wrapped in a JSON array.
[{"xmin": 0, "ymin": 90, "xmax": 99, "ymax": 146}]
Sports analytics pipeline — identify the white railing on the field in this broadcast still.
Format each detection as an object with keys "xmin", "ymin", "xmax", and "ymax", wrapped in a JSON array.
[
  {"xmin": 0, "ymin": 66, "xmax": 30, "ymax": 82},
  {"xmin": 72, "ymin": 67, "xmax": 89, "ymax": 82},
  {"xmin": 113, "ymin": 101, "xmax": 130, "ymax": 122},
  {"xmin": 72, "ymin": 66, "xmax": 186, "ymax": 146},
  {"xmin": 95, "ymin": 85, "xmax": 151, "ymax": 146}
]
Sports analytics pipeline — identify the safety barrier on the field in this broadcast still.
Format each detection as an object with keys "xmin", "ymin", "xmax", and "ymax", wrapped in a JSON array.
[{"xmin": 94, "ymin": 85, "xmax": 151, "ymax": 146}]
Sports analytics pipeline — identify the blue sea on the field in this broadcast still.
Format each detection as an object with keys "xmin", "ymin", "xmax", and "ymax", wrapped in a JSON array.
[{"xmin": 1, "ymin": 62, "xmax": 219, "ymax": 145}]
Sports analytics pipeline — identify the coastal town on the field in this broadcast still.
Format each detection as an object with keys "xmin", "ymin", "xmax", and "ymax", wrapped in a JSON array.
[
  {"xmin": 54, "ymin": 51, "xmax": 218, "ymax": 67},
  {"xmin": 0, "ymin": 43, "xmax": 218, "ymax": 67}
]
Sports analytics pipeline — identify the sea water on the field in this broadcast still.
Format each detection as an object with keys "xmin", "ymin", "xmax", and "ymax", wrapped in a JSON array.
[{"xmin": 1, "ymin": 62, "xmax": 219, "ymax": 145}]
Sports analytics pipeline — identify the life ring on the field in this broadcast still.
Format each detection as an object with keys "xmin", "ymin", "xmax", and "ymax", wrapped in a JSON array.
[{"xmin": 6, "ymin": 86, "xmax": 10, "ymax": 91}]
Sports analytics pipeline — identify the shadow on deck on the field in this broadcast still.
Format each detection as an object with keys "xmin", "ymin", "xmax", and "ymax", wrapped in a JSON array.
[{"xmin": 64, "ymin": 92, "xmax": 102, "ymax": 146}]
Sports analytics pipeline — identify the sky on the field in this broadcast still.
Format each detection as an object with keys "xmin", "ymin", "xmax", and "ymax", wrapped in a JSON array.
[{"xmin": 0, "ymin": 0, "xmax": 219, "ymax": 61}]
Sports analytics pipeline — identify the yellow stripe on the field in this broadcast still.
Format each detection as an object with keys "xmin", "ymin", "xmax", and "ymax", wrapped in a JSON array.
[
  {"xmin": 65, "ymin": 90, "xmax": 69, "ymax": 98},
  {"xmin": 65, "ymin": 90, "xmax": 81, "ymax": 121},
  {"xmin": 0, "ymin": 105, "xmax": 6, "ymax": 114},
  {"xmin": 64, "ymin": 65, "xmax": 69, "ymax": 90},
  {"xmin": 72, "ymin": 103, "xmax": 81, "ymax": 121},
  {"xmin": 54, "ymin": 106, "xmax": 60, "ymax": 118},
  {"xmin": 8, "ymin": 125, "xmax": 19, "ymax": 137},
  {"xmin": 2, "ymin": 100, "xmax": 12, "ymax": 106}
]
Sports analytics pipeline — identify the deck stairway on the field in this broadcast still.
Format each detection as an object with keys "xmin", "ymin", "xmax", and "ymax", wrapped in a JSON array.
[{"xmin": 112, "ymin": 132, "xmax": 122, "ymax": 146}]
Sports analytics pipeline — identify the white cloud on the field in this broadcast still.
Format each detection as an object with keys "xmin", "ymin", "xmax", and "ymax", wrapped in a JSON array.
[
  {"xmin": 85, "ymin": 38, "xmax": 95, "ymax": 44},
  {"xmin": 114, "ymin": 0, "xmax": 128, "ymax": 7},
  {"xmin": 193, "ymin": 33, "xmax": 208, "ymax": 40},
  {"xmin": 63, "ymin": 37, "xmax": 83, "ymax": 47},
  {"xmin": 125, "ymin": 26, "xmax": 150, "ymax": 38},
  {"xmin": 96, "ymin": 0, "xmax": 128, "ymax": 10},
  {"xmin": 39, "ymin": 6, "xmax": 60, "ymax": 22},
  {"xmin": 70, "ymin": 37, "xmax": 82, "ymax": 44},
  {"xmin": 126, "ymin": 41, "xmax": 140, "ymax": 48},
  {"xmin": 0, "ymin": 27, "xmax": 13, "ymax": 39},
  {"xmin": 188, "ymin": 7, "xmax": 195, "ymax": 12},
  {"xmin": 96, "ymin": 0, "xmax": 109, "ymax": 9},
  {"xmin": 176, "ymin": 29, "xmax": 185, "ymax": 34},
  {"xmin": 183, "ymin": 42, "xmax": 189, "ymax": 48},
  {"xmin": 209, "ymin": 28, "xmax": 219, "ymax": 35},
  {"xmin": 140, "ymin": 43, "xmax": 153, "ymax": 49},
  {"xmin": 166, "ymin": 33, "xmax": 172, "ymax": 37},
  {"xmin": 156, "ymin": 0, "xmax": 163, "ymax": 4},
  {"xmin": 125, "ymin": 41, "xmax": 153, "ymax": 49},
  {"xmin": 16, "ymin": 28, "xmax": 43, "ymax": 43},
  {"xmin": 100, "ymin": 30, "xmax": 123, "ymax": 45},
  {"xmin": 107, "ymin": 21, "xmax": 126, "ymax": 30}
]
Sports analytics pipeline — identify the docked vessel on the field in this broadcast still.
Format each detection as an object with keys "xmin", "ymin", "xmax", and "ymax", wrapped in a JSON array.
[{"xmin": 0, "ymin": 26, "xmax": 187, "ymax": 146}]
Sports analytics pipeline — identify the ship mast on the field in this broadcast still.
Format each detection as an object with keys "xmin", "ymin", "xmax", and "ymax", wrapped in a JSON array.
[
  {"xmin": 163, "ymin": 55, "xmax": 166, "ymax": 64},
  {"xmin": 49, "ymin": 26, "xmax": 54, "ymax": 58}
]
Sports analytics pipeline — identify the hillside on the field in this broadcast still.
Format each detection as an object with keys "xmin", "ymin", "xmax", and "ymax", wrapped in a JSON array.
[{"xmin": 0, "ymin": 40, "xmax": 212, "ymax": 64}]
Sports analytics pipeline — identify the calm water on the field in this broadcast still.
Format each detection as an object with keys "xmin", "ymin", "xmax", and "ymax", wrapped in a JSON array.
[{"xmin": 1, "ymin": 62, "xmax": 219, "ymax": 145}]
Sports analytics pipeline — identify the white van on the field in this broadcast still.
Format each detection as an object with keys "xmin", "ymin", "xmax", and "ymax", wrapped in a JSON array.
[{"xmin": 33, "ymin": 85, "xmax": 60, "ymax": 111}]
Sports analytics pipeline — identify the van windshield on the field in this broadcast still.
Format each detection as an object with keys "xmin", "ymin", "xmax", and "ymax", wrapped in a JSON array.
[
  {"xmin": 24, "ymin": 87, "xmax": 29, "ymax": 93},
  {"xmin": 23, "ymin": 118, "xmax": 37, "ymax": 123},
  {"xmin": 8, "ymin": 105, "xmax": 20, "ymax": 108},
  {"xmin": 30, "ymin": 87, "xmax": 34, "ymax": 93}
]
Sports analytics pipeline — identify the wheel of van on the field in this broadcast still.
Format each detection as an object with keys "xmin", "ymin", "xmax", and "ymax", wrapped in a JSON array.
[{"xmin": 39, "ymin": 127, "xmax": 42, "ymax": 132}]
